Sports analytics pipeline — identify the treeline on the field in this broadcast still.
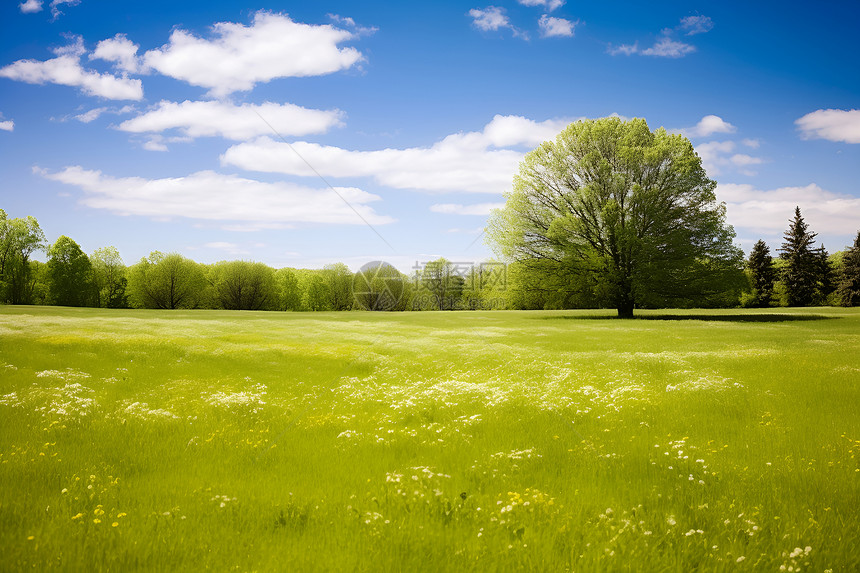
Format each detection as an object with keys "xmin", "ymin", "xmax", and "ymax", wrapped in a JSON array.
[{"xmin": 2, "ymin": 207, "xmax": 859, "ymax": 311}]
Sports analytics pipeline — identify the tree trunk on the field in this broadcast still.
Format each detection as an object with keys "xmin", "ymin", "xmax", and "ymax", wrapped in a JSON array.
[{"xmin": 617, "ymin": 299, "xmax": 634, "ymax": 319}]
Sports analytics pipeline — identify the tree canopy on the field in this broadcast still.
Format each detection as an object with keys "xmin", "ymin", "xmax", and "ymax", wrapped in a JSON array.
[
  {"xmin": 127, "ymin": 252, "xmax": 205, "ymax": 309},
  {"xmin": 47, "ymin": 235, "xmax": 94, "ymax": 307},
  {"xmin": 487, "ymin": 117, "xmax": 743, "ymax": 317},
  {"xmin": 0, "ymin": 209, "xmax": 46, "ymax": 304}
]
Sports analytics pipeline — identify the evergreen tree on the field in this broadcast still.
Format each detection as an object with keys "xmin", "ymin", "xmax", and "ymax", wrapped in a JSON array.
[
  {"xmin": 838, "ymin": 231, "xmax": 860, "ymax": 307},
  {"xmin": 746, "ymin": 239, "xmax": 776, "ymax": 307},
  {"xmin": 779, "ymin": 207, "xmax": 819, "ymax": 306},
  {"xmin": 813, "ymin": 245, "xmax": 836, "ymax": 304}
]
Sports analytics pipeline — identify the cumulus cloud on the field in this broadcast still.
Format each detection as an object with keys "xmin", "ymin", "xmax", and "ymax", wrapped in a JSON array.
[
  {"xmin": 679, "ymin": 15, "xmax": 713, "ymax": 35},
  {"xmin": 468, "ymin": 6, "xmax": 527, "ymax": 38},
  {"xmin": 0, "ymin": 54, "xmax": 143, "ymax": 100},
  {"xmin": 538, "ymin": 15, "xmax": 577, "ymax": 38},
  {"xmin": 795, "ymin": 109, "xmax": 860, "ymax": 144},
  {"xmin": 90, "ymin": 34, "xmax": 141, "ymax": 73},
  {"xmin": 518, "ymin": 0, "xmax": 565, "ymax": 10},
  {"xmin": 37, "ymin": 166, "xmax": 393, "ymax": 226},
  {"xmin": 0, "ymin": 119, "xmax": 14, "ymax": 132},
  {"xmin": 469, "ymin": 6, "xmax": 510, "ymax": 31},
  {"xmin": 717, "ymin": 182, "xmax": 860, "ymax": 238},
  {"xmin": 696, "ymin": 141, "xmax": 764, "ymax": 176},
  {"xmin": 118, "ymin": 100, "xmax": 344, "ymax": 144},
  {"xmin": 431, "ymin": 203, "xmax": 505, "ymax": 215},
  {"xmin": 221, "ymin": 114, "xmax": 574, "ymax": 194},
  {"xmin": 141, "ymin": 11, "xmax": 365, "ymax": 96},
  {"xmin": 19, "ymin": 0, "xmax": 43, "ymax": 14},
  {"xmin": 680, "ymin": 115, "xmax": 737, "ymax": 138}
]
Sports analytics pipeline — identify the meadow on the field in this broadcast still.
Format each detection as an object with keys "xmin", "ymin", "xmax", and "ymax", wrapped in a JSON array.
[{"xmin": 1, "ymin": 305, "xmax": 858, "ymax": 571}]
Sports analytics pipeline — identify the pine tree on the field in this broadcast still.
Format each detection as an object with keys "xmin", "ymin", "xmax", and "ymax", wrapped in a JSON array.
[
  {"xmin": 746, "ymin": 239, "xmax": 776, "ymax": 307},
  {"xmin": 813, "ymin": 245, "xmax": 836, "ymax": 304},
  {"xmin": 838, "ymin": 231, "xmax": 860, "ymax": 307},
  {"xmin": 779, "ymin": 207, "xmax": 818, "ymax": 306}
]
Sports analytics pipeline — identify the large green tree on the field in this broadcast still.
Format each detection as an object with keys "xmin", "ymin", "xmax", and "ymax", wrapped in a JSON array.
[
  {"xmin": 417, "ymin": 258, "xmax": 465, "ymax": 310},
  {"xmin": 778, "ymin": 207, "xmax": 820, "ymax": 306},
  {"xmin": 487, "ymin": 117, "xmax": 743, "ymax": 318},
  {"xmin": 276, "ymin": 268, "xmax": 302, "ymax": 311},
  {"xmin": 210, "ymin": 261, "xmax": 277, "ymax": 310},
  {"xmin": 323, "ymin": 263, "xmax": 354, "ymax": 311},
  {"xmin": 745, "ymin": 239, "xmax": 776, "ymax": 307},
  {"xmin": 837, "ymin": 231, "xmax": 860, "ymax": 307},
  {"xmin": 127, "ymin": 252, "xmax": 205, "ymax": 309},
  {"xmin": 47, "ymin": 235, "xmax": 94, "ymax": 307},
  {"xmin": 0, "ymin": 210, "xmax": 46, "ymax": 304},
  {"xmin": 91, "ymin": 246, "xmax": 128, "ymax": 308}
]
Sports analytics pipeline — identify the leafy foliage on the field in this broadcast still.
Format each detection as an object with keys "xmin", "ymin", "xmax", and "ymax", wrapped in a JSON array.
[
  {"xmin": 210, "ymin": 261, "xmax": 277, "ymax": 310},
  {"xmin": 47, "ymin": 236, "xmax": 94, "ymax": 307},
  {"xmin": 487, "ymin": 117, "xmax": 744, "ymax": 317},
  {"xmin": 0, "ymin": 209, "xmax": 46, "ymax": 304},
  {"xmin": 127, "ymin": 252, "xmax": 205, "ymax": 309}
]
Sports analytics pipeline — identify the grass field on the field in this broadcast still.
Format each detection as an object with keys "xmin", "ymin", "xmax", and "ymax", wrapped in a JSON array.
[{"xmin": 1, "ymin": 306, "xmax": 859, "ymax": 571}]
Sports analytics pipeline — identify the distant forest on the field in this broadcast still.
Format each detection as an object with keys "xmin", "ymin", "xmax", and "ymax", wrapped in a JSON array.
[{"xmin": 2, "ymin": 207, "xmax": 859, "ymax": 311}]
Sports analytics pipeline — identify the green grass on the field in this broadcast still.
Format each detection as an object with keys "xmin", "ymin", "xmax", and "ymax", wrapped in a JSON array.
[{"xmin": 1, "ymin": 306, "xmax": 858, "ymax": 571}]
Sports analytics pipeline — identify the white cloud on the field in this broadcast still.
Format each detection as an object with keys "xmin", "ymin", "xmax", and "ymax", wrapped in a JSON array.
[
  {"xmin": 679, "ymin": 15, "xmax": 713, "ymax": 35},
  {"xmin": 641, "ymin": 37, "xmax": 695, "ymax": 58},
  {"xmin": 141, "ymin": 11, "xmax": 365, "ymax": 97},
  {"xmin": 37, "ymin": 166, "xmax": 393, "ymax": 226},
  {"xmin": 0, "ymin": 120, "xmax": 14, "ymax": 132},
  {"xmin": 19, "ymin": 0, "xmax": 43, "ymax": 13},
  {"xmin": 117, "ymin": 100, "xmax": 343, "ymax": 143},
  {"xmin": 90, "ymin": 34, "xmax": 141, "ymax": 73},
  {"xmin": 142, "ymin": 139, "xmax": 168, "ymax": 152},
  {"xmin": 53, "ymin": 35, "xmax": 86, "ymax": 58},
  {"xmin": 0, "ymin": 54, "xmax": 143, "ymax": 100},
  {"xmin": 612, "ymin": 17, "xmax": 709, "ymax": 57},
  {"xmin": 468, "ymin": 6, "xmax": 527, "ymax": 38},
  {"xmin": 469, "ymin": 6, "xmax": 510, "ymax": 31},
  {"xmin": 717, "ymin": 182, "xmax": 860, "ymax": 238},
  {"xmin": 518, "ymin": 0, "xmax": 565, "ymax": 11},
  {"xmin": 607, "ymin": 43, "xmax": 639, "ymax": 56},
  {"xmin": 796, "ymin": 109, "xmax": 860, "ymax": 144},
  {"xmin": 696, "ymin": 140, "xmax": 764, "ymax": 176},
  {"xmin": 327, "ymin": 13, "xmax": 377, "ymax": 36},
  {"xmin": 431, "ymin": 203, "xmax": 505, "ymax": 215},
  {"xmin": 202, "ymin": 242, "xmax": 250, "ymax": 255},
  {"xmin": 75, "ymin": 107, "xmax": 108, "ymax": 123},
  {"xmin": 681, "ymin": 115, "xmax": 737, "ymax": 138},
  {"xmin": 50, "ymin": 0, "xmax": 80, "ymax": 20},
  {"xmin": 741, "ymin": 138, "xmax": 760, "ymax": 149},
  {"xmin": 69, "ymin": 104, "xmax": 135, "ymax": 123},
  {"xmin": 539, "ymin": 15, "xmax": 576, "ymax": 38},
  {"xmin": 221, "ymin": 114, "xmax": 574, "ymax": 194}
]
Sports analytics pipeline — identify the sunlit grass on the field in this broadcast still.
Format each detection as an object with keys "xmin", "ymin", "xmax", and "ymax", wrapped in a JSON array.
[{"xmin": 1, "ymin": 306, "xmax": 858, "ymax": 571}]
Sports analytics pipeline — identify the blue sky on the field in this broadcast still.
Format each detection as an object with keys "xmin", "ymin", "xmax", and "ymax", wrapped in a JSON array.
[{"xmin": 1, "ymin": 0, "xmax": 859, "ymax": 272}]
